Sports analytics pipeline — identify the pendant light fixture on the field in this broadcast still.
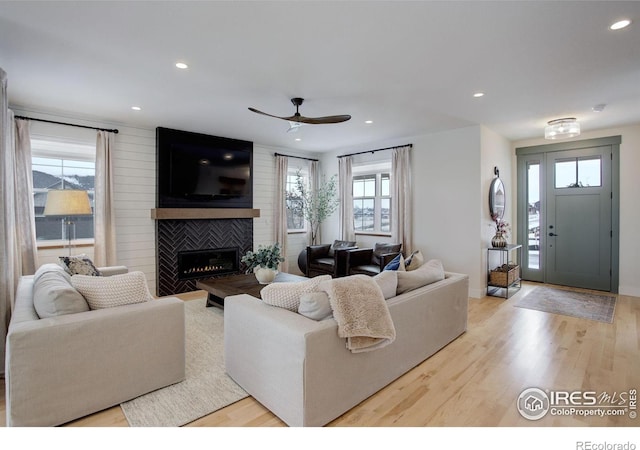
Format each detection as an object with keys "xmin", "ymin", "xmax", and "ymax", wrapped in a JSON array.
[{"xmin": 544, "ymin": 118, "xmax": 580, "ymax": 140}]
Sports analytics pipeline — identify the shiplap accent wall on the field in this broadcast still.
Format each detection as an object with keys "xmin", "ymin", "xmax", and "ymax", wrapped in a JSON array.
[{"xmin": 16, "ymin": 108, "xmax": 317, "ymax": 290}]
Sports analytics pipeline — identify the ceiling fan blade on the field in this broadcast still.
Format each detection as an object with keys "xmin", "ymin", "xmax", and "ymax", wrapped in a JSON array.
[
  {"xmin": 248, "ymin": 107, "xmax": 291, "ymax": 121},
  {"xmin": 295, "ymin": 114, "xmax": 352, "ymax": 125}
]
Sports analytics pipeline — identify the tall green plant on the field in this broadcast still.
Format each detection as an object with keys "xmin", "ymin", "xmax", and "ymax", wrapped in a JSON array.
[{"xmin": 287, "ymin": 169, "xmax": 339, "ymax": 245}]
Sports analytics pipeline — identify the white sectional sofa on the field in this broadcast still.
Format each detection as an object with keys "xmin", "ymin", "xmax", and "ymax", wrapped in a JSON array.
[
  {"xmin": 5, "ymin": 264, "xmax": 185, "ymax": 427},
  {"xmin": 224, "ymin": 271, "xmax": 469, "ymax": 427}
]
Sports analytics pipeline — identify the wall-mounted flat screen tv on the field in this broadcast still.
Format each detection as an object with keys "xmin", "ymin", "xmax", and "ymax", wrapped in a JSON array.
[{"xmin": 157, "ymin": 127, "xmax": 253, "ymax": 208}]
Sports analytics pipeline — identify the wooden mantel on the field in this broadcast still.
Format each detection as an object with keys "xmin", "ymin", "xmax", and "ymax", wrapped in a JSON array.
[{"xmin": 150, "ymin": 208, "xmax": 260, "ymax": 220}]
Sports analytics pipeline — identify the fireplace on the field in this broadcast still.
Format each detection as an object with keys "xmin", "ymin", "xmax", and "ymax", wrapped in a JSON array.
[{"xmin": 177, "ymin": 247, "xmax": 239, "ymax": 280}]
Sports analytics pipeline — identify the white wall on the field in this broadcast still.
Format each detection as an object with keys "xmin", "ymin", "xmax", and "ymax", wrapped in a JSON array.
[{"xmin": 513, "ymin": 123, "xmax": 640, "ymax": 297}]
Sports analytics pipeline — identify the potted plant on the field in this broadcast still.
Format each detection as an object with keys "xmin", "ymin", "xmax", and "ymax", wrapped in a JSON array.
[
  {"xmin": 241, "ymin": 243, "xmax": 285, "ymax": 284},
  {"xmin": 287, "ymin": 169, "xmax": 339, "ymax": 245}
]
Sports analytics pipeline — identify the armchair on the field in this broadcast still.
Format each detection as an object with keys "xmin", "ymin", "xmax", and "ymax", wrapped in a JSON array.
[
  {"xmin": 346, "ymin": 242, "xmax": 403, "ymax": 276},
  {"xmin": 306, "ymin": 240, "xmax": 357, "ymax": 278}
]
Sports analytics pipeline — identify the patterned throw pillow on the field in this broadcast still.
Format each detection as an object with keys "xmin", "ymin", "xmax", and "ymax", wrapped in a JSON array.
[
  {"xmin": 71, "ymin": 271, "xmax": 153, "ymax": 310},
  {"xmin": 261, "ymin": 275, "xmax": 332, "ymax": 312},
  {"xmin": 404, "ymin": 250, "xmax": 424, "ymax": 271},
  {"xmin": 59, "ymin": 254, "xmax": 101, "ymax": 276}
]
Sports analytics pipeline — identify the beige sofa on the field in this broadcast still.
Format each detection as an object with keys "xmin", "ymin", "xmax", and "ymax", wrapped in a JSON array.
[
  {"xmin": 224, "ymin": 271, "xmax": 469, "ymax": 427},
  {"xmin": 5, "ymin": 265, "xmax": 186, "ymax": 427}
]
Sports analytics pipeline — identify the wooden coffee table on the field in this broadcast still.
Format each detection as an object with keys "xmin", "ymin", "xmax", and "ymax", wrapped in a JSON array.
[{"xmin": 196, "ymin": 272, "xmax": 307, "ymax": 308}]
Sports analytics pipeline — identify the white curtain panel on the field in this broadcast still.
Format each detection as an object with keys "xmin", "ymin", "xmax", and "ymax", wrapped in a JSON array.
[
  {"xmin": 392, "ymin": 145, "xmax": 413, "ymax": 255},
  {"xmin": 1, "ymin": 68, "xmax": 17, "ymax": 376},
  {"xmin": 309, "ymin": 160, "xmax": 319, "ymax": 245},
  {"xmin": 274, "ymin": 154, "xmax": 288, "ymax": 272},
  {"xmin": 338, "ymin": 155, "xmax": 355, "ymax": 242},
  {"xmin": 14, "ymin": 118, "xmax": 38, "ymax": 275},
  {"xmin": 94, "ymin": 130, "xmax": 117, "ymax": 267}
]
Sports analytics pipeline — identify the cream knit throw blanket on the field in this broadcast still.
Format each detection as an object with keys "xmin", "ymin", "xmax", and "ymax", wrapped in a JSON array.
[{"xmin": 319, "ymin": 275, "xmax": 396, "ymax": 353}]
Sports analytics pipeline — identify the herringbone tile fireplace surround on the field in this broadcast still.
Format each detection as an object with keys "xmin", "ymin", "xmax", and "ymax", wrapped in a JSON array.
[{"xmin": 156, "ymin": 218, "xmax": 253, "ymax": 297}]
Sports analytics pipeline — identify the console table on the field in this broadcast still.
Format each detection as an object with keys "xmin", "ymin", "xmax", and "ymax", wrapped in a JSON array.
[{"xmin": 196, "ymin": 272, "xmax": 307, "ymax": 308}]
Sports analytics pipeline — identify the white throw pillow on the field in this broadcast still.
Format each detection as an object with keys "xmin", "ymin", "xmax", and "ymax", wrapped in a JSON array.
[
  {"xmin": 71, "ymin": 271, "xmax": 154, "ymax": 310},
  {"xmin": 261, "ymin": 275, "xmax": 332, "ymax": 312},
  {"xmin": 373, "ymin": 270, "xmax": 398, "ymax": 300},
  {"xmin": 396, "ymin": 259, "xmax": 445, "ymax": 295},
  {"xmin": 404, "ymin": 250, "xmax": 424, "ymax": 271},
  {"xmin": 33, "ymin": 270, "xmax": 90, "ymax": 318},
  {"xmin": 298, "ymin": 291, "xmax": 333, "ymax": 320}
]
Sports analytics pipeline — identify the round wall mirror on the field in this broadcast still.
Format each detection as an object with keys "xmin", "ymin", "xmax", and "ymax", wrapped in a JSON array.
[{"xmin": 489, "ymin": 177, "xmax": 506, "ymax": 220}]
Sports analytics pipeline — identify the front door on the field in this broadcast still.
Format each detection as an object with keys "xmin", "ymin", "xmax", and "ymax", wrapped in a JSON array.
[
  {"xmin": 545, "ymin": 146, "xmax": 612, "ymax": 291},
  {"xmin": 516, "ymin": 136, "xmax": 620, "ymax": 292}
]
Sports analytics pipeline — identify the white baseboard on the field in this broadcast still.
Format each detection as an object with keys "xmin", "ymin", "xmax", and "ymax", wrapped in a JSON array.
[
  {"xmin": 469, "ymin": 287, "xmax": 484, "ymax": 299},
  {"xmin": 618, "ymin": 285, "xmax": 640, "ymax": 298}
]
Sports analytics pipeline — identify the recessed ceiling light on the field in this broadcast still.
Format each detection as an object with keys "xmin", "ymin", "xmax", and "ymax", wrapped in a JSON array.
[
  {"xmin": 295, "ymin": 138, "xmax": 301, "ymax": 142},
  {"xmin": 610, "ymin": 19, "xmax": 631, "ymax": 30},
  {"xmin": 592, "ymin": 103, "xmax": 607, "ymax": 113},
  {"xmin": 175, "ymin": 62, "xmax": 189, "ymax": 69},
  {"xmin": 131, "ymin": 106, "xmax": 141, "ymax": 111},
  {"xmin": 365, "ymin": 120, "xmax": 373, "ymax": 124},
  {"xmin": 473, "ymin": 92, "xmax": 485, "ymax": 98}
]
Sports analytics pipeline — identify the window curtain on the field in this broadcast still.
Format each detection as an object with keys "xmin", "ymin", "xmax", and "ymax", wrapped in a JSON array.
[
  {"xmin": 274, "ymin": 154, "xmax": 288, "ymax": 272},
  {"xmin": 309, "ymin": 160, "xmax": 319, "ymax": 245},
  {"xmin": 392, "ymin": 145, "xmax": 412, "ymax": 254},
  {"xmin": 94, "ymin": 130, "xmax": 117, "ymax": 267},
  {"xmin": 338, "ymin": 155, "xmax": 355, "ymax": 242},
  {"xmin": 1, "ymin": 69, "xmax": 38, "ymax": 376},
  {"xmin": 14, "ymin": 118, "xmax": 38, "ymax": 274},
  {"xmin": 1, "ymin": 68, "xmax": 13, "ymax": 377}
]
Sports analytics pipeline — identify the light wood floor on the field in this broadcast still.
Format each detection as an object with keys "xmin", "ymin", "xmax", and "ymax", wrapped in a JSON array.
[{"xmin": 2, "ymin": 282, "xmax": 638, "ymax": 427}]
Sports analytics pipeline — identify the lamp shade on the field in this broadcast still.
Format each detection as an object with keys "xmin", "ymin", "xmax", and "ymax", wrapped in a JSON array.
[
  {"xmin": 545, "ymin": 118, "xmax": 580, "ymax": 140},
  {"xmin": 43, "ymin": 190, "xmax": 92, "ymax": 216}
]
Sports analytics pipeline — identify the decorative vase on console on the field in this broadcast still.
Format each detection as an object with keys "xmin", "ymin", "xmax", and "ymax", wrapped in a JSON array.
[
  {"xmin": 491, "ymin": 231, "xmax": 508, "ymax": 248},
  {"xmin": 491, "ymin": 217, "xmax": 510, "ymax": 248},
  {"xmin": 241, "ymin": 243, "xmax": 285, "ymax": 284}
]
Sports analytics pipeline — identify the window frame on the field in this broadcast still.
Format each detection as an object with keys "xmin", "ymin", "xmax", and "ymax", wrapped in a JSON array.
[
  {"xmin": 352, "ymin": 161, "xmax": 392, "ymax": 236},
  {"xmin": 285, "ymin": 167, "xmax": 309, "ymax": 234},
  {"xmin": 31, "ymin": 138, "xmax": 96, "ymax": 246}
]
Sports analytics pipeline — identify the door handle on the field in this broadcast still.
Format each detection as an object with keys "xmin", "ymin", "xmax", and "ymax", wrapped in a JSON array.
[{"xmin": 549, "ymin": 232, "xmax": 559, "ymax": 237}]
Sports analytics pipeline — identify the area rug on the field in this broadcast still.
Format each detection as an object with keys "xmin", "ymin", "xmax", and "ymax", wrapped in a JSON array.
[
  {"xmin": 120, "ymin": 299, "xmax": 248, "ymax": 426},
  {"xmin": 514, "ymin": 286, "xmax": 616, "ymax": 323}
]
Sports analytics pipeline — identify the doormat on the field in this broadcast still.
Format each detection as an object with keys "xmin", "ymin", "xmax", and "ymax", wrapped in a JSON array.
[{"xmin": 514, "ymin": 286, "xmax": 616, "ymax": 323}]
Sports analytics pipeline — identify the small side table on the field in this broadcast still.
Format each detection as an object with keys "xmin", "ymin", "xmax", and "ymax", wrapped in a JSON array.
[{"xmin": 487, "ymin": 244, "xmax": 522, "ymax": 298}]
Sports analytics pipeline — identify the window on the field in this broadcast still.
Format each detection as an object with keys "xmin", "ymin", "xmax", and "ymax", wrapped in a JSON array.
[
  {"xmin": 353, "ymin": 163, "xmax": 391, "ymax": 234},
  {"xmin": 286, "ymin": 168, "xmax": 308, "ymax": 232},
  {"xmin": 31, "ymin": 139, "xmax": 95, "ymax": 241},
  {"xmin": 554, "ymin": 156, "xmax": 602, "ymax": 188}
]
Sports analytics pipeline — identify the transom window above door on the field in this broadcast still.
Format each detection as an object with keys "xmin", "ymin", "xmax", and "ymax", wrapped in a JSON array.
[{"xmin": 554, "ymin": 156, "xmax": 602, "ymax": 188}]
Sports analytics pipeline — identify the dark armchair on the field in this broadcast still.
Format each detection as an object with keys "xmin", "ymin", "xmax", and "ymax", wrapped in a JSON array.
[
  {"xmin": 346, "ymin": 243, "xmax": 403, "ymax": 276},
  {"xmin": 306, "ymin": 240, "xmax": 357, "ymax": 278}
]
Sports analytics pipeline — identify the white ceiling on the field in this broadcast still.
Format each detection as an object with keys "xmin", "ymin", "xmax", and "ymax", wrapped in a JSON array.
[{"xmin": 1, "ymin": 1, "xmax": 639, "ymax": 152}]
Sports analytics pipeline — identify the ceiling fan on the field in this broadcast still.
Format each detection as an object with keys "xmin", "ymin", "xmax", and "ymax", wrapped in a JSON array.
[{"xmin": 248, "ymin": 98, "xmax": 351, "ymax": 130}]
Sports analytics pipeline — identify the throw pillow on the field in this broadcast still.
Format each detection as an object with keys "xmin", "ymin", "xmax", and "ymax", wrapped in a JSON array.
[
  {"xmin": 71, "ymin": 271, "xmax": 154, "ymax": 310},
  {"xmin": 404, "ymin": 250, "xmax": 425, "ymax": 271},
  {"xmin": 383, "ymin": 253, "xmax": 406, "ymax": 271},
  {"xmin": 328, "ymin": 240, "xmax": 356, "ymax": 257},
  {"xmin": 396, "ymin": 259, "xmax": 445, "ymax": 295},
  {"xmin": 261, "ymin": 275, "xmax": 332, "ymax": 312},
  {"xmin": 59, "ymin": 254, "xmax": 101, "ymax": 276},
  {"xmin": 34, "ymin": 263, "xmax": 69, "ymax": 283},
  {"xmin": 298, "ymin": 291, "xmax": 333, "ymax": 320},
  {"xmin": 33, "ymin": 270, "xmax": 90, "ymax": 318},
  {"xmin": 373, "ymin": 270, "xmax": 398, "ymax": 300}
]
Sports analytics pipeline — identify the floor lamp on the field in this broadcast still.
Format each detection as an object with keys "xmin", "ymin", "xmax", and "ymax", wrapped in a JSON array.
[{"xmin": 43, "ymin": 189, "xmax": 92, "ymax": 256}]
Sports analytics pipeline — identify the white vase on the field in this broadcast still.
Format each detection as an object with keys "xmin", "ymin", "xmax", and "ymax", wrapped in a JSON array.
[{"xmin": 254, "ymin": 266, "xmax": 278, "ymax": 284}]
